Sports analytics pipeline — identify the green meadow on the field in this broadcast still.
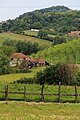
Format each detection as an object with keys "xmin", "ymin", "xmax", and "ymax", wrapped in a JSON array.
[
  {"xmin": 24, "ymin": 30, "xmax": 38, "ymax": 36},
  {"xmin": 0, "ymin": 67, "xmax": 45, "ymax": 83},
  {"xmin": 0, "ymin": 101, "xmax": 80, "ymax": 120},
  {"xmin": 0, "ymin": 32, "xmax": 52, "ymax": 48},
  {"xmin": 35, "ymin": 38, "xmax": 80, "ymax": 64}
]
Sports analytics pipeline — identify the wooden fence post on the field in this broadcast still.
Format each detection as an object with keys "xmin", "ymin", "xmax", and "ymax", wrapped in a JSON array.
[
  {"xmin": 41, "ymin": 84, "xmax": 44, "ymax": 101},
  {"xmin": 5, "ymin": 85, "xmax": 8, "ymax": 100},
  {"xmin": 58, "ymin": 82, "xmax": 61, "ymax": 102},
  {"xmin": 24, "ymin": 85, "xmax": 26, "ymax": 101},
  {"xmin": 75, "ymin": 85, "xmax": 77, "ymax": 103}
]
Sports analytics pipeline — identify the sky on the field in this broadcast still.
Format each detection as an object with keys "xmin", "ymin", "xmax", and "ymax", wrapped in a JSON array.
[{"xmin": 0, "ymin": 0, "xmax": 80, "ymax": 21}]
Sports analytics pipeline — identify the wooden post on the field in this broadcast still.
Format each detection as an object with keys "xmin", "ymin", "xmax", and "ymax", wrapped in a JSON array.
[
  {"xmin": 75, "ymin": 85, "xmax": 77, "ymax": 103},
  {"xmin": 58, "ymin": 82, "xmax": 61, "ymax": 102},
  {"xmin": 41, "ymin": 84, "xmax": 44, "ymax": 101},
  {"xmin": 24, "ymin": 85, "xmax": 26, "ymax": 101},
  {"xmin": 5, "ymin": 85, "xmax": 8, "ymax": 100}
]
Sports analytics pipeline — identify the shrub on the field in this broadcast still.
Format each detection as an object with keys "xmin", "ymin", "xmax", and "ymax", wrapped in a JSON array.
[
  {"xmin": 13, "ymin": 77, "xmax": 34, "ymax": 84},
  {"xmin": 75, "ymin": 72, "xmax": 80, "ymax": 86},
  {"xmin": 35, "ymin": 63, "xmax": 78, "ymax": 85}
]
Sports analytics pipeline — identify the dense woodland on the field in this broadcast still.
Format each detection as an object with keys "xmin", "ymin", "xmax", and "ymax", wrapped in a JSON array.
[{"xmin": 1, "ymin": 6, "xmax": 80, "ymax": 34}]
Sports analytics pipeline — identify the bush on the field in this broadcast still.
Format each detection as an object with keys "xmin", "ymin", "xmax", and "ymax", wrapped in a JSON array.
[
  {"xmin": 75, "ymin": 72, "xmax": 80, "ymax": 86},
  {"xmin": 13, "ymin": 77, "xmax": 34, "ymax": 84},
  {"xmin": 35, "ymin": 63, "xmax": 78, "ymax": 85}
]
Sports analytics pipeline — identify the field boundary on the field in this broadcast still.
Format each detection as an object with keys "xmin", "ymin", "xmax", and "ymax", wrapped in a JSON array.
[{"xmin": 0, "ymin": 83, "xmax": 80, "ymax": 103}]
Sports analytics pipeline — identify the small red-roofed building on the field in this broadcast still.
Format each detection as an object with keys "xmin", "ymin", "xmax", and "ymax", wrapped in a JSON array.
[
  {"xmin": 68, "ymin": 31, "xmax": 80, "ymax": 37},
  {"xmin": 10, "ymin": 52, "xmax": 29, "ymax": 67},
  {"xmin": 10, "ymin": 52, "xmax": 49, "ymax": 68},
  {"xmin": 37, "ymin": 58, "xmax": 46, "ymax": 66}
]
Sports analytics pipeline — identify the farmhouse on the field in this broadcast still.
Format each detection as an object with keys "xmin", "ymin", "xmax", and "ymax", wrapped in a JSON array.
[
  {"xmin": 10, "ymin": 52, "xmax": 29, "ymax": 67},
  {"xmin": 28, "ymin": 58, "xmax": 48, "ymax": 67},
  {"xmin": 10, "ymin": 52, "xmax": 49, "ymax": 68},
  {"xmin": 68, "ymin": 31, "xmax": 80, "ymax": 37},
  {"xmin": 28, "ymin": 57, "xmax": 38, "ymax": 67},
  {"xmin": 37, "ymin": 58, "xmax": 46, "ymax": 66}
]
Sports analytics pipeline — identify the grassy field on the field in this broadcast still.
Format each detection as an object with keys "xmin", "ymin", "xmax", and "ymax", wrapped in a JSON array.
[
  {"xmin": 24, "ymin": 30, "xmax": 38, "ymax": 36},
  {"xmin": 0, "ymin": 67, "xmax": 45, "ymax": 83},
  {"xmin": 0, "ymin": 101, "xmax": 80, "ymax": 120},
  {"xmin": 0, "ymin": 67, "xmax": 80, "ymax": 102},
  {"xmin": 0, "ymin": 32, "xmax": 52, "ymax": 48},
  {"xmin": 35, "ymin": 37, "xmax": 80, "ymax": 64}
]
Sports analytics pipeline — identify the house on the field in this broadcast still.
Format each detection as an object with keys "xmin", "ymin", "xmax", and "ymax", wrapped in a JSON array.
[
  {"xmin": 20, "ymin": 59, "xmax": 35, "ymax": 69},
  {"xmin": 28, "ymin": 58, "xmax": 49, "ymax": 67},
  {"xmin": 28, "ymin": 58, "xmax": 48, "ymax": 67},
  {"xmin": 10, "ymin": 52, "xmax": 49, "ymax": 68},
  {"xmin": 10, "ymin": 52, "xmax": 29, "ymax": 67},
  {"xmin": 28, "ymin": 57, "xmax": 38, "ymax": 67},
  {"xmin": 68, "ymin": 31, "xmax": 80, "ymax": 37},
  {"xmin": 18, "ymin": 57, "xmax": 49, "ymax": 68},
  {"xmin": 37, "ymin": 58, "xmax": 45, "ymax": 66}
]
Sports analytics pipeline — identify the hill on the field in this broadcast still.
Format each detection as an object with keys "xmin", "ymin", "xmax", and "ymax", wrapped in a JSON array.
[
  {"xmin": 35, "ymin": 38, "xmax": 80, "ymax": 64},
  {"xmin": 1, "ymin": 6, "xmax": 80, "ymax": 34},
  {"xmin": 0, "ymin": 32, "xmax": 52, "ymax": 48}
]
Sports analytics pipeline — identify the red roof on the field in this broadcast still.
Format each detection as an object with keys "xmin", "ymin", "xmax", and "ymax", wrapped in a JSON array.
[
  {"xmin": 28, "ymin": 57, "xmax": 38, "ymax": 63},
  {"xmin": 68, "ymin": 31, "xmax": 80, "ymax": 36},
  {"xmin": 11, "ymin": 53, "xmax": 28, "ymax": 59},
  {"xmin": 28, "ymin": 58, "xmax": 45, "ymax": 63},
  {"xmin": 38, "ymin": 58, "xmax": 45, "ymax": 63}
]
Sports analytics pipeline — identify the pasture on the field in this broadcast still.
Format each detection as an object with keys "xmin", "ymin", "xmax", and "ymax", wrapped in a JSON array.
[
  {"xmin": 0, "ymin": 67, "xmax": 45, "ymax": 83},
  {"xmin": 0, "ymin": 66, "xmax": 80, "ymax": 102},
  {"xmin": 0, "ymin": 101, "xmax": 80, "ymax": 120},
  {"xmin": 24, "ymin": 30, "xmax": 38, "ymax": 36},
  {"xmin": 0, "ymin": 32, "xmax": 52, "ymax": 48}
]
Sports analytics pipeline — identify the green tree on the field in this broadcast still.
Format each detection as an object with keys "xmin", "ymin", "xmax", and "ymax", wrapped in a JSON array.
[
  {"xmin": 37, "ymin": 29, "xmax": 48, "ymax": 39},
  {"xmin": 16, "ymin": 41, "xmax": 40, "ymax": 55},
  {"xmin": 35, "ymin": 63, "xmax": 77, "ymax": 85},
  {"xmin": 0, "ymin": 55, "xmax": 10, "ymax": 75},
  {"xmin": 2, "ymin": 45, "xmax": 16, "ymax": 56},
  {"xmin": 2, "ymin": 23, "xmax": 9, "ymax": 32},
  {"xmin": 0, "ymin": 26, "xmax": 2, "ymax": 33},
  {"xmin": 53, "ymin": 35, "xmax": 67, "ymax": 45},
  {"xmin": 32, "ymin": 22, "xmax": 42, "ymax": 29},
  {"xmin": 3, "ymin": 39, "xmax": 17, "ymax": 46}
]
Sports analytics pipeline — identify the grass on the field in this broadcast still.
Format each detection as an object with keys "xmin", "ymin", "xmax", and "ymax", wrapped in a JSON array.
[
  {"xmin": 0, "ymin": 101, "xmax": 80, "ymax": 119},
  {"xmin": 48, "ymin": 34, "xmax": 55, "ymax": 38},
  {"xmin": 24, "ymin": 30, "xmax": 38, "ymax": 36},
  {"xmin": 0, "ymin": 32, "xmax": 52, "ymax": 48},
  {"xmin": 35, "ymin": 37, "xmax": 80, "ymax": 64},
  {"xmin": 0, "ymin": 67, "xmax": 45, "ymax": 83}
]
